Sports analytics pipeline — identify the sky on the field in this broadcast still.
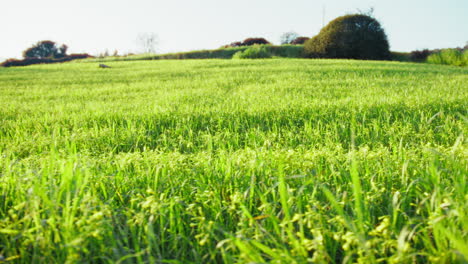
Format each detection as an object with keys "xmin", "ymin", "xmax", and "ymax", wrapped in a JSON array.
[{"xmin": 1, "ymin": 0, "xmax": 467, "ymax": 60}]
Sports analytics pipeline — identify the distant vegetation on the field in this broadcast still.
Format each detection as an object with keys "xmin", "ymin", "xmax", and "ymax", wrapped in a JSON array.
[
  {"xmin": 85, "ymin": 45, "xmax": 304, "ymax": 62},
  {"xmin": 22, "ymin": 40, "xmax": 68, "ymax": 59},
  {"xmin": 1, "ymin": 15, "xmax": 466, "ymax": 67},
  {"xmin": 81, "ymin": 44, "xmax": 468, "ymax": 66},
  {"xmin": 389, "ymin": 52, "xmax": 411, "ymax": 62},
  {"xmin": 223, "ymin": 37, "xmax": 271, "ymax": 48},
  {"xmin": 427, "ymin": 49, "xmax": 468, "ymax": 67},
  {"xmin": 279, "ymin": 32, "xmax": 300, "ymax": 45},
  {"xmin": 1, "ymin": 54, "xmax": 93, "ymax": 67},
  {"xmin": 290, "ymin": 36, "xmax": 309, "ymax": 45},
  {"xmin": 392, "ymin": 45, "xmax": 468, "ymax": 67},
  {"xmin": 304, "ymin": 14, "xmax": 391, "ymax": 60},
  {"xmin": 1, "ymin": 40, "xmax": 92, "ymax": 67},
  {"xmin": 136, "ymin": 32, "xmax": 159, "ymax": 54},
  {"xmin": 410, "ymin": 49, "xmax": 434, "ymax": 62},
  {"xmin": 233, "ymin": 45, "xmax": 272, "ymax": 59}
]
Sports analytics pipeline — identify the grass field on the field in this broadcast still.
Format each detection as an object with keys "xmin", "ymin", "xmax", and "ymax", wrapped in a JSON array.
[{"xmin": 0, "ymin": 59, "xmax": 467, "ymax": 263}]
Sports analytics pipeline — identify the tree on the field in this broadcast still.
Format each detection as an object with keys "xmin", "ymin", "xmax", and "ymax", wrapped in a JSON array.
[
  {"xmin": 57, "ymin": 44, "xmax": 68, "ymax": 58},
  {"xmin": 409, "ymin": 49, "xmax": 433, "ymax": 62},
  {"xmin": 280, "ymin": 32, "xmax": 299, "ymax": 45},
  {"xmin": 137, "ymin": 33, "xmax": 159, "ymax": 54},
  {"xmin": 222, "ymin": 41, "xmax": 243, "ymax": 48},
  {"xmin": 22, "ymin": 40, "xmax": 68, "ymax": 59},
  {"xmin": 290, "ymin": 37, "xmax": 310, "ymax": 45},
  {"xmin": 242, "ymin": 38, "xmax": 271, "ymax": 46},
  {"xmin": 304, "ymin": 14, "xmax": 391, "ymax": 60}
]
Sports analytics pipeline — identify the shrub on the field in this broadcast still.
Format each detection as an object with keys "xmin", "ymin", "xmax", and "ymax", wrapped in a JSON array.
[
  {"xmin": 290, "ymin": 37, "xmax": 310, "ymax": 45},
  {"xmin": 409, "ymin": 49, "xmax": 433, "ymax": 62},
  {"xmin": 1, "ymin": 59, "xmax": 24, "ymax": 67},
  {"xmin": 67, "ymin": 53, "xmax": 93, "ymax": 60},
  {"xmin": 268, "ymin": 45, "xmax": 305, "ymax": 58},
  {"xmin": 1, "ymin": 54, "xmax": 92, "ymax": 67},
  {"xmin": 391, "ymin": 52, "xmax": 411, "ymax": 62},
  {"xmin": 427, "ymin": 49, "xmax": 466, "ymax": 66},
  {"xmin": 426, "ymin": 52, "xmax": 443, "ymax": 65},
  {"xmin": 440, "ymin": 49, "xmax": 463, "ymax": 66},
  {"xmin": 222, "ymin": 38, "xmax": 271, "ymax": 48},
  {"xmin": 242, "ymin": 38, "xmax": 271, "ymax": 46},
  {"xmin": 304, "ymin": 14, "xmax": 391, "ymax": 60},
  {"xmin": 222, "ymin": 41, "xmax": 243, "ymax": 48},
  {"xmin": 233, "ymin": 45, "xmax": 271, "ymax": 59}
]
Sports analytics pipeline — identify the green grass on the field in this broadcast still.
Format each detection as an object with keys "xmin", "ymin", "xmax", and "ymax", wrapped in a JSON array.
[{"xmin": 0, "ymin": 59, "xmax": 467, "ymax": 263}]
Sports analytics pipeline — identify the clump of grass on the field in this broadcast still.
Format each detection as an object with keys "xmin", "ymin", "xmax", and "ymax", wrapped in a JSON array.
[
  {"xmin": 232, "ymin": 45, "xmax": 272, "ymax": 59},
  {"xmin": 427, "ymin": 49, "xmax": 467, "ymax": 66}
]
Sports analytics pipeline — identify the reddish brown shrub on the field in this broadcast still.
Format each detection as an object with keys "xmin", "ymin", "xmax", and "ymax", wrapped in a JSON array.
[
  {"xmin": 1, "ymin": 54, "xmax": 93, "ymax": 67},
  {"xmin": 242, "ymin": 38, "xmax": 271, "ymax": 46},
  {"xmin": 290, "ymin": 37, "xmax": 310, "ymax": 45}
]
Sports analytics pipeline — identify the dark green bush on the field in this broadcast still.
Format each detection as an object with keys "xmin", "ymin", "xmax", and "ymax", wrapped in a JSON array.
[
  {"xmin": 304, "ymin": 14, "xmax": 391, "ymax": 60},
  {"xmin": 391, "ymin": 52, "xmax": 411, "ymax": 62},
  {"xmin": 233, "ymin": 45, "xmax": 272, "ymax": 59},
  {"xmin": 22, "ymin": 40, "xmax": 68, "ymax": 59},
  {"xmin": 409, "ymin": 49, "xmax": 433, "ymax": 62}
]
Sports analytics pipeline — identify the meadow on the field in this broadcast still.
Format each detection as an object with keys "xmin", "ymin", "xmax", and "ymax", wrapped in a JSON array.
[{"xmin": 0, "ymin": 59, "xmax": 467, "ymax": 263}]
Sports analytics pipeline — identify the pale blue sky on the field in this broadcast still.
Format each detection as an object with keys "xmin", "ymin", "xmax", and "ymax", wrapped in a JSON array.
[{"xmin": 1, "ymin": 0, "xmax": 467, "ymax": 60}]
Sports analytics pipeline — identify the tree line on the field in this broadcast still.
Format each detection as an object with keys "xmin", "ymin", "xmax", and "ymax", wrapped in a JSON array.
[{"xmin": 1, "ymin": 41, "xmax": 92, "ymax": 67}]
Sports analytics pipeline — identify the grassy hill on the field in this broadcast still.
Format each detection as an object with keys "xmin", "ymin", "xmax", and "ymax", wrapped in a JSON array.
[
  {"xmin": 85, "ymin": 45, "xmax": 305, "ymax": 62},
  {"xmin": 0, "ymin": 59, "xmax": 467, "ymax": 263}
]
